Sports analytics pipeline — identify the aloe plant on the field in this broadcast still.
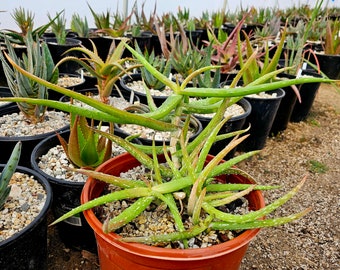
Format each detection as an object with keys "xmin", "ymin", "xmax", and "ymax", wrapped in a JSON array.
[
  {"xmin": 133, "ymin": 2, "xmax": 157, "ymax": 34},
  {"xmin": 0, "ymin": 38, "xmax": 335, "ymax": 248},
  {"xmin": 238, "ymin": 23, "xmax": 288, "ymax": 86},
  {"xmin": 0, "ymin": 142, "xmax": 21, "ymax": 210},
  {"xmin": 0, "ymin": 31, "xmax": 58, "ymax": 123},
  {"xmin": 56, "ymin": 113, "xmax": 113, "ymax": 169},
  {"xmin": 88, "ymin": 3, "xmax": 133, "ymax": 38},
  {"xmin": 87, "ymin": 4, "xmax": 111, "ymax": 30},
  {"xmin": 53, "ymin": 38, "xmax": 140, "ymax": 104},
  {"xmin": 70, "ymin": 13, "xmax": 90, "ymax": 38},
  {"xmin": 0, "ymin": 8, "xmax": 63, "ymax": 45},
  {"xmin": 207, "ymin": 13, "xmax": 249, "ymax": 74},
  {"xmin": 155, "ymin": 20, "xmax": 207, "ymax": 80},
  {"xmin": 135, "ymin": 43, "xmax": 171, "ymax": 91},
  {"xmin": 47, "ymin": 10, "xmax": 67, "ymax": 44},
  {"xmin": 11, "ymin": 7, "xmax": 35, "ymax": 37},
  {"xmin": 283, "ymin": 0, "xmax": 324, "ymax": 76}
]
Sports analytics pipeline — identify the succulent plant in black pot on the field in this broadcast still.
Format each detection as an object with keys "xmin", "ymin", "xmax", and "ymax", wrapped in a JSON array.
[
  {"xmin": 119, "ymin": 42, "xmax": 172, "ymax": 107},
  {"xmin": 0, "ymin": 141, "xmax": 53, "ymax": 270},
  {"xmin": 0, "ymin": 31, "xmax": 69, "ymax": 167}
]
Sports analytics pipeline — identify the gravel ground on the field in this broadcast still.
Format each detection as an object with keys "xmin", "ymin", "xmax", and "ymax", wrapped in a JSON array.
[
  {"xmin": 47, "ymin": 83, "xmax": 340, "ymax": 270},
  {"xmin": 239, "ymin": 83, "xmax": 340, "ymax": 270}
]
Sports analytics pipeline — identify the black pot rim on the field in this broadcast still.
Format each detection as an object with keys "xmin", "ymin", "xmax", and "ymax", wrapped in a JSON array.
[
  {"xmin": 0, "ymin": 165, "xmax": 52, "ymax": 248},
  {"xmin": 115, "ymin": 115, "xmax": 203, "ymax": 145},
  {"xmin": 194, "ymin": 98, "xmax": 252, "ymax": 123},
  {"xmin": 59, "ymin": 87, "xmax": 140, "ymax": 104},
  {"xmin": 45, "ymin": 37, "xmax": 82, "ymax": 46},
  {"xmin": 244, "ymin": 88, "xmax": 285, "ymax": 101},
  {"xmin": 120, "ymin": 73, "xmax": 170, "ymax": 99},
  {"xmin": 58, "ymin": 73, "xmax": 86, "ymax": 88},
  {"xmin": 0, "ymin": 105, "xmax": 70, "ymax": 141}
]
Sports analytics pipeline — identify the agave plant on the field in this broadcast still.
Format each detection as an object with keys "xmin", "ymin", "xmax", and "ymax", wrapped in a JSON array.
[
  {"xmin": 0, "ymin": 142, "xmax": 21, "ymax": 210},
  {"xmin": 0, "ymin": 31, "xmax": 58, "ymax": 123},
  {"xmin": 0, "ymin": 38, "xmax": 334, "ymax": 247}
]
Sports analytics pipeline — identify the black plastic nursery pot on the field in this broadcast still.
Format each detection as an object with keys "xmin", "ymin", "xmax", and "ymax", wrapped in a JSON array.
[
  {"xmin": 185, "ymin": 29, "xmax": 204, "ymax": 46},
  {"xmin": 45, "ymin": 38, "xmax": 82, "ymax": 74},
  {"xmin": 0, "ymin": 165, "xmax": 52, "ymax": 270},
  {"xmin": 30, "ymin": 129, "xmax": 97, "ymax": 252},
  {"xmin": 75, "ymin": 36, "xmax": 114, "ymax": 63},
  {"xmin": 312, "ymin": 53, "xmax": 340, "ymax": 80},
  {"xmin": 150, "ymin": 33, "xmax": 167, "ymax": 56},
  {"xmin": 76, "ymin": 68, "xmax": 98, "ymax": 89},
  {"xmin": 290, "ymin": 71, "xmax": 322, "ymax": 123},
  {"xmin": 195, "ymin": 98, "xmax": 252, "ymax": 159},
  {"xmin": 119, "ymin": 73, "xmax": 170, "ymax": 107},
  {"xmin": 270, "ymin": 73, "xmax": 299, "ymax": 135},
  {"xmin": 126, "ymin": 31, "xmax": 153, "ymax": 55},
  {"xmin": 0, "ymin": 105, "xmax": 69, "ymax": 168},
  {"xmin": 238, "ymin": 88, "xmax": 285, "ymax": 152},
  {"xmin": 0, "ymin": 66, "xmax": 7, "ymax": 87}
]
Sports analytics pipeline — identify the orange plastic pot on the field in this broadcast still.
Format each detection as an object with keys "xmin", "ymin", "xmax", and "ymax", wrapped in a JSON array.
[{"xmin": 81, "ymin": 153, "xmax": 265, "ymax": 270}]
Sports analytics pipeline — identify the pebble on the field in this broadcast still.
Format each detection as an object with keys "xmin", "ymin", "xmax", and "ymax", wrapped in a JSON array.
[
  {"xmin": 38, "ymin": 141, "xmax": 128, "ymax": 183},
  {"xmin": 57, "ymin": 75, "xmax": 84, "ymax": 88},
  {"xmin": 0, "ymin": 172, "xmax": 47, "ymax": 241},
  {"xmin": 126, "ymin": 80, "xmax": 173, "ymax": 97},
  {"xmin": 0, "ymin": 111, "xmax": 69, "ymax": 137}
]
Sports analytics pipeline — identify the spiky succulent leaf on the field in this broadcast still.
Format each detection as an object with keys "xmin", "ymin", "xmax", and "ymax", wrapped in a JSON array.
[
  {"xmin": 0, "ymin": 142, "xmax": 21, "ymax": 210},
  {"xmin": 57, "ymin": 115, "xmax": 112, "ymax": 168}
]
